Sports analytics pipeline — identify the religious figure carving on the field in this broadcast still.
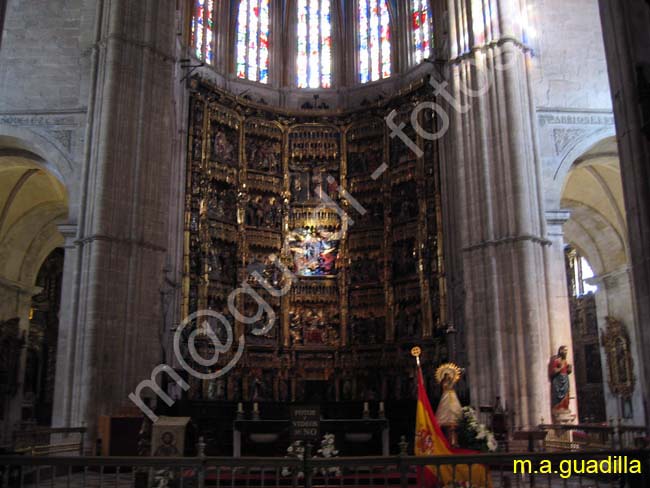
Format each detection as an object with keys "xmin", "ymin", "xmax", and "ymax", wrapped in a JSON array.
[
  {"xmin": 291, "ymin": 172, "xmax": 310, "ymax": 202},
  {"xmin": 248, "ymin": 139, "xmax": 280, "ymax": 173},
  {"xmin": 289, "ymin": 312, "xmax": 303, "ymax": 345},
  {"xmin": 278, "ymin": 377, "xmax": 289, "ymax": 402},
  {"xmin": 250, "ymin": 372, "xmax": 266, "ymax": 402},
  {"xmin": 342, "ymin": 378, "xmax": 354, "ymax": 401},
  {"xmin": 246, "ymin": 195, "xmax": 282, "ymax": 229},
  {"xmin": 215, "ymin": 377, "xmax": 226, "ymax": 400},
  {"xmin": 212, "ymin": 128, "xmax": 236, "ymax": 166},
  {"xmin": 393, "ymin": 239, "xmax": 417, "ymax": 278},
  {"xmin": 154, "ymin": 432, "xmax": 180, "ymax": 457},
  {"xmin": 601, "ymin": 317, "xmax": 636, "ymax": 399},
  {"xmin": 548, "ymin": 345, "xmax": 574, "ymax": 422},
  {"xmin": 350, "ymin": 257, "xmax": 380, "ymax": 284},
  {"xmin": 435, "ymin": 363, "xmax": 463, "ymax": 427}
]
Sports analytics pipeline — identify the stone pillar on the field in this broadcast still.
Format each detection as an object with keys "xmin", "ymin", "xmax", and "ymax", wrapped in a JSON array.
[
  {"xmin": 445, "ymin": 0, "xmax": 553, "ymax": 427},
  {"xmin": 0, "ymin": 2, "xmax": 6, "ymax": 51},
  {"xmin": 51, "ymin": 0, "xmax": 178, "ymax": 438},
  {"xmin": 51, "ymin": 224, "xmax": 79, "ymax": 428},
  {"xmin": 544, "ymin": 211, "xmax": 578, "ymax": 418},
  {"xmin": 598, "ymin": 0, "xmax": 650, "ymax": 425}
]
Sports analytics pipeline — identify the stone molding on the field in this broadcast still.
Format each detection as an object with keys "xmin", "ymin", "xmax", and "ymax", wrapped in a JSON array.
[
  {"xmin": 462, "ymin": 234, "xmax": 552, "ymax": 253},
  {"xmin": 98, "ymin": 33, "xmax": 176, "ymax": 64},
  {"xmin": 0, "ymin": 110, "xmax": 85, "ymax": 161},
  {"xmin": 75, "ymin": 234, "xmax": 167, "ymax": 253},
  {"xmin": 537, "ymin": 108, "xmax": 615, "ymax": 159},
  {"xmin": 0, "ymin": 275, "xmax": 41, "ymax": 296},
  {"xmin": 587, "ymin": 266, "xmax": 631, "ymax": 286},
  {"xmin": 447, "ymin": 35, "xmax": 533, "ymax": 65},
  {"xmin": 57, "ymin": 224, "xmax": 78, "ymax": 249},
  {"xmin": 545, "ymin": 210, "xmax": 572, "ymax": 227}
]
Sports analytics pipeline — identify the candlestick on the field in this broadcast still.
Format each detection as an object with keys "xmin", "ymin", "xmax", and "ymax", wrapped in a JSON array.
[
  {"xmin": 236, "ymin": 402, "xmax": 244, "ymax": 420},
  {"xmin": 252, "ymin": 402, "xmax": 260, "ymax": 420}
]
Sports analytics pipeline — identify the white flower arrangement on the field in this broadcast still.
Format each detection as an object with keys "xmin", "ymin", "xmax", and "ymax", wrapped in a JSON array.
[
  {"xmin": 316, "ymin": 433, "xmax": 341, "ymax": 477},
  {"xmin": 151, "ymin": 468, "xmax": 174, "ymax": 488},
  {"xmin": 281, "ymin": 440, "xmax": 305, "ymax": 478},
  {"xmin": 457, "ymin": 406, "xmax": 498, "ymax": 452},
  {"xmin": 281, "ymin": 433, "xmax": 341, "ymax": 478}
]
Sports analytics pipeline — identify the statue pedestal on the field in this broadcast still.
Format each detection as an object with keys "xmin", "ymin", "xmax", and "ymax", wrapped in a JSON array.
[
  {"xmin": 552, "ymin": 410, "xmax": 576, "ymax": 425},
  {"xmin": 440, "ymin": 424, "xmax": 458, "ymax": 448}
]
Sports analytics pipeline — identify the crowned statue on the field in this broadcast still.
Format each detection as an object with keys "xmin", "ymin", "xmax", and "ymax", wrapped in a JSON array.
[{"xmin": 435, "ymin": 363, "xmax": 463, "ymax": 427}]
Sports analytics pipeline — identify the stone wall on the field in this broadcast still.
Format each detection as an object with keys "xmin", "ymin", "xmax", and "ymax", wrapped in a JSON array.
[
  {"xmin": 530, "ymin": 0, "xmax": 612, "ymax": 110},
  {"xmin": 598, "ymin": 0, "xmax": 650, "ymax": 426},
  {"xmin": 529, "ymin": 0, "xmax": 626, "ymax": 424},
  {"xmin": 532, "ymin": 0, "xmax": 615, "ymax": 211},
  {"xmin": 0, "ymin": 0, "xmax": 94, "ymax": 113},
  {"xmin": 0, "ymin": 0, "xmax": 94, "ymax": 441},
  {"xmin": 0, "ymin": 0, "xmax": 181, "ymax": 442}
]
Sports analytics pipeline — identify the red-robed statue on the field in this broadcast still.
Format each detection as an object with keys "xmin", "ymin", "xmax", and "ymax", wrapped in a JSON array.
[{"xmin": 548, "ymin": 346, "xmax": 573, "ymax": 421}]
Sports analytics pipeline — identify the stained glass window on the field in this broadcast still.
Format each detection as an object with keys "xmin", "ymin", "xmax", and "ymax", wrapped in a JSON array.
[
  {"xmin": 358, "ymin": 0, "xmax": 391, "ymax": 83},
  {"xmin": 191, "ymin": 0, "xmax": 215, "ymax": 64},
  {"xmin": 236, "ymin": 0, "xmax": 270, "ymax": 84},
  {"xmin": 297, "ymin": 0, "xmax": 332, "ymax": 89},
  {"xmin": 411, "ymin": 0, "xmax": 432, "ymax": 63}
]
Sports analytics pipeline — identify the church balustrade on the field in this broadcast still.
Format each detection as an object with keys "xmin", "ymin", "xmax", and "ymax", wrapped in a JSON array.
[{"xmin": 1, "ymin": 446, "xmax": 648, "ymax": 487}]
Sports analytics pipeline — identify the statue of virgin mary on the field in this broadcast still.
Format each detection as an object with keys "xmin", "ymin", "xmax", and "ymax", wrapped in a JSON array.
[{"xmin": 435, "ymin": 363, "xmax": 463, "ymax": 426}]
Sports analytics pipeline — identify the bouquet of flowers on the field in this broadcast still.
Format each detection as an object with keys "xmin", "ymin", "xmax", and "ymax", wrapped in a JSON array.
[
  {"xmin": 316, "ymin": 433, "xmax": 341, "ymax": 477},
  {"xmin": 281, "ymin": 433, "xmax": 341, "ymax": 478},
  {"xmin": 456, "ymin": 406, "xmax": 498, "ymax": 452},
  {"xmin": 281, "ymin": 440, "xmax": 306, "ymax": 478},
  {"xmin": 151, "ymin": 468, "xmax": 174, "ymax": 488}
]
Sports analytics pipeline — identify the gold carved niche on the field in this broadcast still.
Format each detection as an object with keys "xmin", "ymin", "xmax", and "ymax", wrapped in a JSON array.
[{"xmin": 601, "ymin": 316, "xmax": 636, "ymax": 398}]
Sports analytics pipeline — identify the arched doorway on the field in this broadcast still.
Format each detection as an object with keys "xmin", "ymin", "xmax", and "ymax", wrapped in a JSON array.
[
  {"xmin": 0, "ymin": 149, "xmax": 68, "ymax": 440},
  {"xmin": 23, "ymin": 248, "xmax": 64, "ymax": 426},
  {"xmin": 561, "ymin": 136, "xmax": 643, "ymax": 423}
]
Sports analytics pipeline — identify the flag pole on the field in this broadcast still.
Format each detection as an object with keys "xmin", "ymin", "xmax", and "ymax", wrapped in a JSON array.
[{"xmin": 411, "ymin": 346, "xmax": 421, "ymax": 368}]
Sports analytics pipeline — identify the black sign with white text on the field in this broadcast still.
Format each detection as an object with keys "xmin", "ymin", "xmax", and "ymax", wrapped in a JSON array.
[{"xmin": 290, "ymin": 406, "xmax": 320, "ymax": 441}]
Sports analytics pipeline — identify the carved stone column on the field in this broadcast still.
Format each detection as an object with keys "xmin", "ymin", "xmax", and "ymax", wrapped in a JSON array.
[
  {"xmin": 51, "ymin": 0, "xmax": 178, "ymax": 438},
  {"xmin": 51, "ymin": 224, "xmax": 79, "ymax": 429},
  {"xmin": 446, "ymin": 0, "xmax": 553, "ymax": 427},
  {"xmin": 598, "ymin": 0, "xmax": 650, "ymax": 425},
  {"xmin": 544, "ymin": 210, "xmax": 578, "ymax": 418}
]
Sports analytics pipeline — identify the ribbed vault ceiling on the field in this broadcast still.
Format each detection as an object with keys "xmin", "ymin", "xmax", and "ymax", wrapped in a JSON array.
[
  {"xmin": 561, "ymin": 136, "xmax": 627, "ymax": 276},
  {"xmin": 0, "ymin": 152, "xmax": 67, "ymax": 288}
]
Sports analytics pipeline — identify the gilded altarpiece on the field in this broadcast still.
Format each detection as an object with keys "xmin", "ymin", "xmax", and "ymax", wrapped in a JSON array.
[{"xmin": 183, "ymin": 80, "xmax": 448, "ymax": 410}]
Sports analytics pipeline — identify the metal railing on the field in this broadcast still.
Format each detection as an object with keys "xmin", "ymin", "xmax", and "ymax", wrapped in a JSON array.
[
  {"xmin": 539, "ymin": 423, "xmax": 648, "ymax": 451},
  {"xmin": 10, "ymin": 427, "xmax": 86, "ymax": 457},
  {"xmin": 1, "ymin": 446, "xmax": 648, "ymax": 487}
]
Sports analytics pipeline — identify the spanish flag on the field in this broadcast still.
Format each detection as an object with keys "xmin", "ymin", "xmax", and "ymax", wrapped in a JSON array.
[{"xmin": 415, "ymin": 367, "xmax": 492, "ymax": 487}]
